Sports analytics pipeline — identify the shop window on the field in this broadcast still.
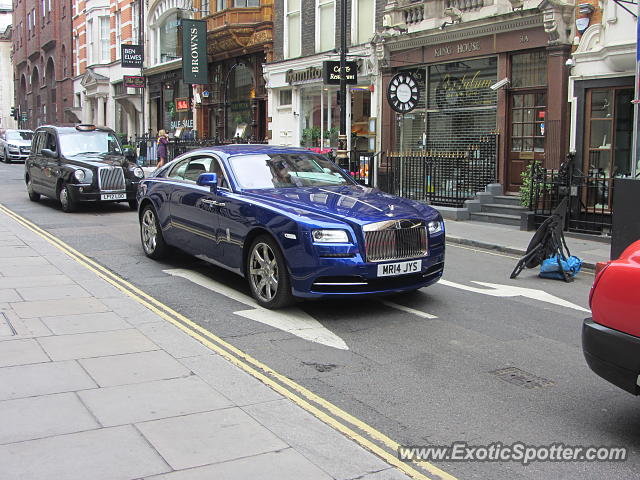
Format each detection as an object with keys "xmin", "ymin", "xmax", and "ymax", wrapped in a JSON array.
[
  {"xmin": 353, "ymin": 0, "xmax": 374, "ymax": 45},
  {"xmin": 159, "ymin": 12, "xmax": 183, "ymax": 63},
  {"xmin": 316, "ymin": 0, "xmax": 335, "ymax": 52},
  {"xmin": 226, "ymin": 64, "xmax": 254, "ymax": 140},
  {"xmin": 300, "ymin": 87, "xmax": 340, "ymax": 148},
  {"xmin": 279, "ymin": 89, "xmax": 292, "ymax": 107},
  {"xmin": 285, "ymin": 0, "xmax": 301, "ymax": 58},
  {"xmin": 511, "ymin": 51, "xmax": 547, "ymax": 88}
]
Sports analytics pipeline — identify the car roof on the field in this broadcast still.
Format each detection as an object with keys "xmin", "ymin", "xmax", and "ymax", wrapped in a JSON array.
[
  {"xmin": 35, "ymin": 125, "xmax": 115, "ymax": 134},
  {"xmin": 196, "ymin": 144, "xmax": 320, "ymax": 158},
  {"xmin": 4, "ymin": 129, "xmax": 33, "ymax": 133}
]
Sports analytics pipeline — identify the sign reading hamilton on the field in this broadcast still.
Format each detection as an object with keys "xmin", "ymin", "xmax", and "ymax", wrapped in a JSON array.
[
  {"xmin": 182, "ymin": 19, "xmax": 208, "ymax": 84},
  {"xmin": 121, "ymin": 44, "xmax": 143, "ymax": 68}
]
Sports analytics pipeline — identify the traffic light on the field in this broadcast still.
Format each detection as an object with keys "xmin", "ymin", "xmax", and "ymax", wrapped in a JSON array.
[{"xmin": 10, "ymin": 107, "xmax": 17, "ymax": 120}]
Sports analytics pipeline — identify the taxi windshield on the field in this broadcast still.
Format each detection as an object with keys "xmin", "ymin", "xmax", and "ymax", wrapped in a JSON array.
[
  {"xmin": 58, "ymin": 131, "xmax": 123, "ymax": 157},
  {"xmin": 228, "ymin": 153, "xmax": 353, "ymax": 189}
]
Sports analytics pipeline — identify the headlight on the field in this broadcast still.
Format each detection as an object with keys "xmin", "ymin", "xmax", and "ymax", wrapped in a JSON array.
[
  {"xmin": 8, "ymin": 144, "xmax": 19, "ymax": 151},
  {"xmin": 428, "ymin": 220, "xmax": 444, "ymax": 235},
  {"xmin": 312, "ymin": 229, "xmax": 349, "ymax": 243},
  {"xmin": 73, "ymin": 170, "xmax": 86, "ymax": 182},
  {"xmin": 132, "ymin": 167, "xmax": 144, "ymax": 179}
]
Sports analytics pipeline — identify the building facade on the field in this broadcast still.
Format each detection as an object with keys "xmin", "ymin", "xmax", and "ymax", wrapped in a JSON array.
[
  {"xmin": 12, "ymin": 0, "xmax": 74, "ymax": 129},
  {"xmin": 568, "ymin": 0, "xmax": 636, "ymax": 211},
  {"xmin": 0, "ymin": 2, "xmax": 16, "ymax": 129},
  {"xmin": 72, "ymin": 0, "xmax": 142, "ymax": 136},
  {"xmin": 265, "ymin": 0, "xmax": 383, "ymax": 151}
]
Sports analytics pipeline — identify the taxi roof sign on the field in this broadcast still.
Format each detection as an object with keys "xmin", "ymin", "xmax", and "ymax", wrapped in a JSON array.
[{"xmin": 76, "ymin": 124, "xmax": 97, "ymax": 131}]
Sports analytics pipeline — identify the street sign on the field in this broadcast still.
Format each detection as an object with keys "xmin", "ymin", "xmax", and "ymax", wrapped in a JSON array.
[
  {"xmin": 182, "ymin": 19, "xmax": 208, "ymax": 84},
  {"xmin": 322, "ymin": 61, "xmax": 357, "ymax": 85},
  {"xmin": 123, "ymin": 75, "xmax": 145, "ymax": 88},
  {"xmin": 121, "ymin": 44, "xmax": 144, "ymax": 68}
]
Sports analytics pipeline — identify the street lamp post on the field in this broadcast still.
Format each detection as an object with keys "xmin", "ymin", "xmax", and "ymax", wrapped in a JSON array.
[{"xmin": 336, "ymin": 0, "xmax": 348, "ymax": 168}]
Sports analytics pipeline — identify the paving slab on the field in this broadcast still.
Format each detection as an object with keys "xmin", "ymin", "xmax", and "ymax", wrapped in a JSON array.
[
  {"xmin": 0, "ymin": 289, "xmax": 22, "ymax": 302},
  {"xmin": 146, "ymin": 448, "xmax": 333, "ymax": 480},
  {"xmin": 41, "ymin": 311, "xmax": 132, "ymax": 335},
  {"xmin": 78, "ymin": 375, "xmax": 233, "ymax": 426},
  {"xmin": 180, "ymin": 353, "xmax": 281, "ymax": 407},
  {"xmin": 0, "ymin": 338, "xmax": 50, "ymax": 367},
  {"xmin": 0, "ymin": 264, "xmax": 62, "ymax": 277},
  {"xmin": 17, "ymin": 284, "xmax": 91, "ymax": 301},
  {"xmin": 243, "ymin": 399, "xmax": 394, "ymax": 480},
  {"xmin": 79, "ymin": 350, "xmax": 191, "ymax": 387},
  {"xmin": 137, "ymin": 321, "xmax": 215, "ymax": 358},
  {"xmin": 0, "ymin": 249, "xmax": 42, "ymax": 260},
  {"xmin": 358, "ymin": 468, "xmax": 416, "ymax": 480},
  {"xmin": 137, "ymin": 408, "xmax": 289, "ymax": 470},
  {"xmin": 0, "ymin": 392, "xmax": 99, "ymax": 444},
  {"xmin": 101, "ymin": 295, "xmax": 156, "ymax": 318},
  {"xmin": 0, "ymin": 274, "xmax": 76, "ymax": 289},
  {"xmin": 0, "ymin": 360, "xmax": 97, "ymax": 401},
  {"xmin": 0, "ymin": 425, "xmax": 171, "ymax": 480},
  {"xmin": 0, "ymin": 314, "xmax": 53, "ymax": 341},
  {"xmin": 11, "ymin": 297, "xmax": 109, "ymax": 319},
  {"xmin": 37, "ymin": 328, "xmax": 158, "ymax": 360}
]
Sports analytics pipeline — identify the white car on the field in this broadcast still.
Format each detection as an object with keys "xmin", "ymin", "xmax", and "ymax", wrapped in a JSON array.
[{"xmin": 0, "ymin": 129, "xmax": 34, "ymax": 163}]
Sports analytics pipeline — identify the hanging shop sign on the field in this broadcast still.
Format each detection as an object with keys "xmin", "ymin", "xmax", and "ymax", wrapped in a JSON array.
[
  {"xmin": 387, "ymin": 72, "xmax": 420, "ymax": 113},
  {"xmin": 123, "ymin": 75, "xmax": 145, "ymax": 89},
  {"xmin": 175, "ymin": 97, "xmax": 190, "ymax": 111},
  {"xmin": 182, "ymin": 19, "xmax": 208, "ymax": 84},
  {"xmin": 121, "ymin": 44, "xmax": 144, "ymax": 68},
  {"xmin": 322, "ymin": 61, "xmax": 358, "ymax": 85}
]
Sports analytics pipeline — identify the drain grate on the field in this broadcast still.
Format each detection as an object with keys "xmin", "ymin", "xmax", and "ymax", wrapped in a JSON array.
[{"xmin": 490, "ymin": 367, "xmax": 554, "ymax": 389}]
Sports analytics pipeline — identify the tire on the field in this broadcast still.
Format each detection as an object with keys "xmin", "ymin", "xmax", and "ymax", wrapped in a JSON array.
[
  {"xmin": 140, "ymin": 205, "xmax": 168, "ymax": 259},
  {"xmin": 247, "ymin": 235, "xmax": 294, "ymax": 309},
  {"xmin": 26, "ymin": 175, "xmax": 40, "ymax": 202},
  {"xmin": 128, "ymin": 199, "xmax": 138, "ymax": 211},
  {"xmin": 59, "ymin": 184, "xmax": 76, "ymax": 213}
]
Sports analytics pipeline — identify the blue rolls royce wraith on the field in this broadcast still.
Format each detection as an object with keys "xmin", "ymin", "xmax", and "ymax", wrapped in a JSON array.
[{"xmin": 137, "ymin": 145, "xmax": 445, "ymax": 309}]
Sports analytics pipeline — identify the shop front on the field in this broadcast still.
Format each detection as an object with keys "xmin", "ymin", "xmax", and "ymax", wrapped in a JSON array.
[
  {"xmin": 147, "ymin": 69, "xmax": 194, "ymax": 137},
  {"xmin": 381, "ymin": 19, "xmax": 570, "ymax": 193}
]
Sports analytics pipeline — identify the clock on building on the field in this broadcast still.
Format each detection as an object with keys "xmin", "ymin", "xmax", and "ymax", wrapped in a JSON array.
[{"xmin": 387, "ymin": 72, "xmax": 420, "ymax": 113}]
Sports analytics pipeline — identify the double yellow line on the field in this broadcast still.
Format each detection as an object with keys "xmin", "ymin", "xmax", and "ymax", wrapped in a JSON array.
[{"xmin": 0, "ymin": 203, "xmax": 457, "ymax": 480}]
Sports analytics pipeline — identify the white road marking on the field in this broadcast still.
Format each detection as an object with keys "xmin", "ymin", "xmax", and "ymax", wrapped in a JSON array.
[
  {"xmin": 163, "ymin": 268, "xmax": 349, "ymax": 350},
  {"xmin": 379, "ymin": 300, "xmax": 438, "ymax": 319},
  {"xmin": 439, "ymin": 279, "xmax": 590, "ymax": 313}
]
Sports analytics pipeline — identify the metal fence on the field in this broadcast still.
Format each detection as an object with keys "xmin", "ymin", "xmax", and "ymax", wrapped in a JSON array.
[
  {"xmin": 530, "ymin": 159, "xmax": 613, "ymax": 236},
  {"xmin": 376, "ymin": 135, "xmax": 498, "ymax": 208}
]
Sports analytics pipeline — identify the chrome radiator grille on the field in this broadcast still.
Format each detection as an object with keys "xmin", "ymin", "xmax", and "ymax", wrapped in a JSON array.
[
  {"xmin": 363, "ymin": 219, "xmax": 428, "ymax": 262},
  {"xmin": 98, "ymin": 166, "xmax": 126, "ymax": 191}
]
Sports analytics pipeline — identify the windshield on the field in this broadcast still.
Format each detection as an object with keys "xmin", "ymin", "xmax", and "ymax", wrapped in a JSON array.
[
  {"xmin": 6, "ymin": 131, "xmax": 33, "ymax": 141},
  {"xmin": 58, "ymin": 131, "xmax": 123, "ymax": 157},
  {"xmin": 228, "ymin": 153, "xmax": 353, "ymax": 189}
]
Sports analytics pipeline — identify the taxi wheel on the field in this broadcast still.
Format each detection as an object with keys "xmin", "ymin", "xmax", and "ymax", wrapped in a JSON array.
[
  {"xmin": 140, "ymin": 205, "xmax": 168, "ymax": 259},
  {"xmin": 247, "ymin": 235, "xmax": 294, "ymax": 309},
  {"xmin": 27, "ymin": 176, "xmax": 40, "ymax": 202},
  {"xmin": 59, "ymin": 184, "xmax": 76, "ymax": 213}
]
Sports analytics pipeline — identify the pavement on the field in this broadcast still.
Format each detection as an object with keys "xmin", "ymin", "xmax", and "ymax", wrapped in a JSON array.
[{"xmin": 0, "ymin": 211, "xmax": 411, "ymax": 479}]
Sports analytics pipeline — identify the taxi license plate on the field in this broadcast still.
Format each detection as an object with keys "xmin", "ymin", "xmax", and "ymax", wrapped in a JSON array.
[
  {"xmin": 101, "ymin": 193, "xmax": 127, "ymax": 201},
  {"xmin": 377, "ymin": 260, "xmax": 421, "ymax": 277}
]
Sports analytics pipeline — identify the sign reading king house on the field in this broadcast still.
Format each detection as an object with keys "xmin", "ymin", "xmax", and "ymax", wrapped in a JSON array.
[
  {"xmin": 182, "ymin": 19, "xmax": 208, "ymax": 85},
  {"xmin": 121, "ymin": 44, "xmax": 143, "ymax": 68}
]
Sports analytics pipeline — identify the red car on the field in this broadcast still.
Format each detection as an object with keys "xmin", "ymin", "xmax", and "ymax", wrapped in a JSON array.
[{"xmin": 583, "ymin": 240, "xmax": 640, "ymax": 394}]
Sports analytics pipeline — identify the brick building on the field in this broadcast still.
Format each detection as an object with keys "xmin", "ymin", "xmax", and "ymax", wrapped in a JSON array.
[
  {"xmin": 0, "ymin": 2, "xmax": 16, "ymax": 129},
  {"xmin": 71, "ymin": 0, "xmax": 142, "ymax": 136},
  {"xmin": 12, "ymin": 0, "xmax": 74, "ymax": 129}
]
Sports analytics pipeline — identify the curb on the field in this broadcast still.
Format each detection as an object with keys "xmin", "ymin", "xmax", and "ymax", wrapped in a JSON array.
[{"xmin": 446, "ymin": 235, "xmax": 597, "ymax": 272}]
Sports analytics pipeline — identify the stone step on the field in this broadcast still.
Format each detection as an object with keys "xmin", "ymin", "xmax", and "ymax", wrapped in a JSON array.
[
  {"xmin": 492, "ymin": 195, "xmax": 522, "ymax": 206},
  {"xmin": 469, "ymin": 211, "xmax": 521, "ymax": 227},
  {"xmin": 480, "ymin": 203, "xmax": 527, "ymax": 215}
]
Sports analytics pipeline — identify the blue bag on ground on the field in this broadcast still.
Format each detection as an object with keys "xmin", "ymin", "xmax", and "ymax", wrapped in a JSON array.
[{"xmin": 539, "ymin": 255, "xmax": 582, "ymax": 280}]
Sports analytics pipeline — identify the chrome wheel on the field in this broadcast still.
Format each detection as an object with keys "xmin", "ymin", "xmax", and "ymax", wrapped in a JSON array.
[
  {"xmin": 141, "ymin": 208, "xmax": 158, "ymax": 255},
  {"xmin": 249, "ymin": 242, "xmax": 279, "ymax": 303},
  {"xmin": 59, "ymin": 185, "xmax": 75, "ymax": 212}
]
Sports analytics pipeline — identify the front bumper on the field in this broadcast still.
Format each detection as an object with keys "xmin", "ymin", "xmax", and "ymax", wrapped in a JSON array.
[
  {"xmin": 290, "ymin": 243, "xmax": 445, "ymax": 298},
  {"xmin": 582, "ymin": 318, "xmax": 640, "ymax": 395},
  {"xmin": 66, "ymin": 183, "xmax": 139, "ymax": 203}
]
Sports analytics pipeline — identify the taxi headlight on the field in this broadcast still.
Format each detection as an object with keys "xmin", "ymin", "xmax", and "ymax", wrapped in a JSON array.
[
  {"xmin": 73, "ymin": 170, "xmax": 86, "ymax": 182},
  {"xmin": 132, "ymin": 167, "xmax": 144, "ymax": 179}
]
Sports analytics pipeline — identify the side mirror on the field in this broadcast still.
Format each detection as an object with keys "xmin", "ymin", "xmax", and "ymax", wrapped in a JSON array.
[
  {"xmin": 41, "ymin": 148, "xmax": 58, "ymax": 159},
  {"xmin": 123, "ymin": 148, "xmax": 136, "ymax": 161},
  {"xmin": 196, "ymin": 172, "xmax": 218, "ymax": 193}
]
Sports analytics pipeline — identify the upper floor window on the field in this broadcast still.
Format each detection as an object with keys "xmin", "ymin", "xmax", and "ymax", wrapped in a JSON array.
[
  {"xmin": 41, "ymin": 0, "xmax": 45, "ymax": 18},
  {"xmin": 87, "ymin": 18, "xmax": 94, "ymax": 64},
  {"xmin": 316, "ymin": 0, "xmax": 334, "ymax": 52},
  {"xmin": 201, "ymin": 0, "xmax": 210, "ymax": 15},
  {"xmin": 159, "ymin": 12, "xmax": 183, "ymax": 63},
  {"xmin": 352, "ymin": 0, "xmax": 374, "ymax": 45},
  {"xmin": 216, "ymin": 0, "xmax": 227, "ymax": 11},
  {"xmin": 285, "ymin": 0, "xmax": 301, "ymax": 59},
  {"xmin": 99, "ymin": 16, "xmax": 110, "ymax": 63},
  {"xmin": 131, "ymin": 2, "xmax": 139, "ymax": 43},
  {"xmin": 115, "ymin": 11, "xmax": 121, "ymax": 59},
  {"xmin": 234, "ymin": 0, "xmax": 259, "ymax": 6}
]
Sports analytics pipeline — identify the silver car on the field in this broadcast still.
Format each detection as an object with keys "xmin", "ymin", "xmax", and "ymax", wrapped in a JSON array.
[{"xmin": 0, "ymin": 129, "xmax": 34, "ymax": 163}]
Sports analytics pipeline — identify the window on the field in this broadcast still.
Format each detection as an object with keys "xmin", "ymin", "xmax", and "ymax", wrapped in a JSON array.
[
  {"xmin": 27, "ymin": 11, "xmax": 30, "ymax": 32},
  {"xmin": 41, "ymin": 0, "xmax": 45, "ymax": 18},
  {"xmin": 511, "ymin": 51, "xmax": 547, "ymax": 88},
  {"xmin": 316, "ymin": 0, "xmax": 335, "ymax": 52},
  {"xmin": 167, "ymin": 156, "xmax": 215, "ymax": 182},
  {"xmin": 131, "ymin": 2, "xmax": 139, "ymax": 43},
  {"xmin": 510, "ymin": 93, "xmax": 546, "ymax": 153},
  {"xmin": 353, "ymin": 0, "xmax": 374, "ymax": 45},
  {"xmin": 234, "ymin": 0, "xmax": 259, "ymax": 6},
  {"xmin": 216, "ymin": 0, "xmax": 227, "ymax": 11},
  {"xmin": 100, "ymin": 16, "xmax": 110, "ymax": 63},
  {"xmin": 285, "ymin": 0, "xmax": 301, "ymax": 59},
  {"xmin": 158, "ymin": 12, "xmax": 182, "ymax": 63},
  {"xmin": 201, "ymin": 0, "xmax": 210, "ymax": 15},
  {"xmin": 87, "ymin": 19, "xmax": 94, "ymax": 65},
  {"xmin": 115, "ymin": 11, "xmax": 121, "ymax": 60},
  {"xmin": 279, "ymin": 89, "xmax": 292, "ymax": 106}
]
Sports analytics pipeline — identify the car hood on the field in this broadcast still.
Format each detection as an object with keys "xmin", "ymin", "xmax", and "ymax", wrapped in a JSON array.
[
  {"xmin": 6, "ymin": 139, "xmax": 31, "ymax": 147},
  {"xmin": 242, "ymin": 185, "xmax": 439, "ymax": 226},
  {"xmin": 67, "ymin": 155, "xmax": 128, "ymax": 168}
]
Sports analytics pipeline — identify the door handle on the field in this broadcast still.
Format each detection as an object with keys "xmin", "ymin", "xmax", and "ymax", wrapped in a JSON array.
[{"xmin": 202, "ymin": 199, "xmax": 225, "ymax": 207}]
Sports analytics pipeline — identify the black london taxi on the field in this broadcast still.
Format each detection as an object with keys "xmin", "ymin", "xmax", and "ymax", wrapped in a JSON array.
[{"xmin": 25, "ymin": 124, "xmax": 144, "ymax": 212}]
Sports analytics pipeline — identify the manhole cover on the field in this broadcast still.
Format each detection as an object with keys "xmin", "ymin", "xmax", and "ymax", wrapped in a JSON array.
[{"xmin": 490, "ymin": 367, "xmax": 554, "ymax": 389}]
